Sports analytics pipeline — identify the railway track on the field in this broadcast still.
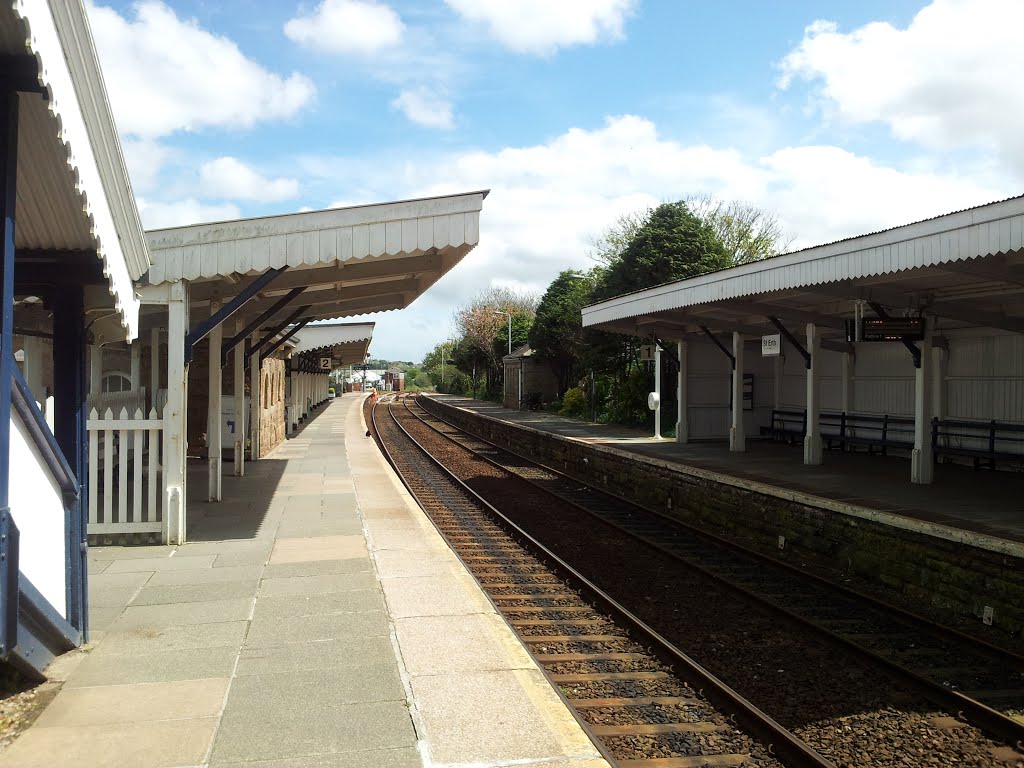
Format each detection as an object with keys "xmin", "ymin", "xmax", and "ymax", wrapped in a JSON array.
[
  {"xmin": 371, "ymin": 394, "xmax": 830, "ymax": 768},
  {"xmin": 378, "ymin": 393, "xmax": 1024, "ymax": 767},
  {"xmin": 410, "ymin": 395, "xmax": 1024, "ymax": 736}
]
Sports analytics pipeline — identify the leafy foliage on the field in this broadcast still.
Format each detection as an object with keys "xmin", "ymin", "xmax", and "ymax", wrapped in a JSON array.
[
  {"xmin": 596, "ymin": 202, "xmax": 731, "ymax": 300},
  {"xmin": 558, "ymin": 387, "xmax": 589, "ymax": 419},
  {"xmin": 529, "ymin": 270, "xmax": 596, "ymax": 395}
]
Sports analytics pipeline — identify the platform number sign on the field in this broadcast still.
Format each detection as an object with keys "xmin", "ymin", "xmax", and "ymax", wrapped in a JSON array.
[{"xmin": 319, "ymin": 357, "xmax": 331, "ymax": 370}]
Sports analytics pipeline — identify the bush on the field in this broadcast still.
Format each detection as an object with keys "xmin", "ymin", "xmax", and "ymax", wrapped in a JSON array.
[{"xmin": 558, "ymin": 387, "xmax": 589, "ymax": 419}]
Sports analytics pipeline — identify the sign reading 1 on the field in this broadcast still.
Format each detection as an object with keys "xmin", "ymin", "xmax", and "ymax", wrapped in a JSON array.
[{"xmin": 761, "ymin": 334, "xmax": 781, "ymax": 357}]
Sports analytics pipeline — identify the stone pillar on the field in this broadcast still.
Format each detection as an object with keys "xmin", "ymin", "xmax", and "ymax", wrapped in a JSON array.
[
  {"xmin": 207, "ymin": 299, "xmax": 222, "ymax": 502},
  {"xmin": 804, "ymin": 323, "xmax": 823, "ymax": 465},
  {"xmin": 250, "ymin": 342, "xmax": 261, "ymax": 461},
  {"xmin": 234, "ymin": 318, "xmax": 245, "ymax": 477},
  {"xmin": 164, "ymin": 282, "xmax": 188, "ymax": 544},
  {"xmin": 89, "ymin": 344, "xmax": 103, "ymax": 396},
  {"xmin": 130, "ymin": 340, "xmax": 141, "ymax": 391},
  {"xmin": 912, "ymin": 322, "xmax": 935, "ymax": 484},
  {"xmin": 676, "ymin": 340, "xmax": 688, "ymax": 443},
  {"xmin": 730, "ymin": 332, "xmax": 746, "ymax": 452}
]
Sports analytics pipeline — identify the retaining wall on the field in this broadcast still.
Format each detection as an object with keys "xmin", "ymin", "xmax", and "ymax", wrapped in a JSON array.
[{"xmin": 422, "ymin": 395, "xmax": 1024, "ymax": 637}]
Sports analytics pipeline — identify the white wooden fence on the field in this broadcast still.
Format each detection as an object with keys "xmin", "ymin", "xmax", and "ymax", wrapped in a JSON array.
[{"xmin": 87, "ymin": 406, "xmax": 165, "ymax": 535}]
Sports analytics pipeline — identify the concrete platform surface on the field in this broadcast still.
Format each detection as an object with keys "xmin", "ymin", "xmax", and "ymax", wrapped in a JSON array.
[
  {"xmin": 1, "ymin": 393, "xmax": 608, "ymax": 768},
  {"xmin": 434, "ymin": 395, "xmax": 1024, "ymax": 556}
]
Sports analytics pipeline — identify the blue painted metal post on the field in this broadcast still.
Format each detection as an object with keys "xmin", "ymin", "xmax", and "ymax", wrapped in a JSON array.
[
  {"xmin": 0, "ymin": 91, "xmax": 18, "ymax": 656},
  {"xmin": 53, "ymin": 284, "xmax": 88, "ymax": 636}
]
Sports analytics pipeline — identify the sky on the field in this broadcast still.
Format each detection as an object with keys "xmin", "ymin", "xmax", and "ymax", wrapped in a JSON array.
[{"xmin": 86, "ymin": 0, "xmax": 1024, "ymax": 362}]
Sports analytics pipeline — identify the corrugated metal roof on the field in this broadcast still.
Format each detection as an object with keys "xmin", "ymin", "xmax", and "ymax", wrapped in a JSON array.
[
  {"xmin": 145, "ymin": 192, "xmax": 485, "ymax": 284},
  {"xmin": 7, "ymin": 0, "xmax": 149, "ymax": 340},
  {"xmin": 583, "ymin": 194, "xmax": 1024, "ymax": 327},
  {"xmin": 291, "ymin": 322, "xmax": 375, "ymax": 352}
]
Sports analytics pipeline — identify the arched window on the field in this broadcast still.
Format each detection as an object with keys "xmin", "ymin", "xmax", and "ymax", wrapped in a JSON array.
[{"xmin": 102, "ymin": 372, "xmax": 131, "ymax": 393}]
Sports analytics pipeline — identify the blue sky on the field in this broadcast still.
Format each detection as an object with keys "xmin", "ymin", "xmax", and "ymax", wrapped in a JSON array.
[{"xmin": 86, "ymin": 0, "xmax": 1023, "ymax": 362}]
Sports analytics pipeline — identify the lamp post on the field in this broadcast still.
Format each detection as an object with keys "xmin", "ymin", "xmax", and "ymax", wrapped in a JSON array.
[{"xmin": 493, "ymin": 311, "xmax": 512, "ymax": 405}]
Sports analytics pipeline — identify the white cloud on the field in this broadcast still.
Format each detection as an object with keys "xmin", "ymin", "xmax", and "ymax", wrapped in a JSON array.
[
  {"xmin": 87, "ymin": 1, "xmax": 315, "ymax": 139},
  {"xmin": 391, "ymin": 88, "xmax": 454, "ymax": 129},
  {"xmin": 136, "ymin": 198, "xmax": 241, "ymax": 230},
  {"xmin": 199, "ymin": 157, "xmax": 300, "ymax": 202},
  {"xmin": 444, "ymin": 0, "xmax": 636, "ymax": 55},
  {"xmin": 285, "ymin": 0, "xmax": 404, "ymax": 55},
  {"xmin": 778, "ymin": 0, "xmax": 1024, "ymax": 172},
  {"xmin": 121, "ymin": 138, "xmax": 174, "ymax": 192}
]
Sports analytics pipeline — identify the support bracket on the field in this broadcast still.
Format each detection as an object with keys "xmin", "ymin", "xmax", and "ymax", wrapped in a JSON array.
[
  {"xmin": 261, "ymin": 320, "xmax": 310, "ymax": 365},
  {"xmin": 867, "ymin": 301, "xmax": 921, "ymax": 368},
  {"xmin": 768, "ymin": 316, "xmax": 811, "ymax": 369},
  {"xmin": 185, "ymin": 266, "xmax": 288, "ymax": 364},
  {"xmin": 248, "ymin": 305, "xmax": 311, "ymax": 361},
  {"xmin": 699, "ymin": 325, "xmax": 735, "ymax": 369},
  {"xmin": 222, "ymin": 286, "xmax": 305, "ymax": 367}
]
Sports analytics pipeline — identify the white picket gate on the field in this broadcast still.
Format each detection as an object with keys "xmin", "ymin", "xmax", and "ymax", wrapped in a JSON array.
[{"xmin": 87, "ymin": 406, "xmax": 165, "ymax": 535}]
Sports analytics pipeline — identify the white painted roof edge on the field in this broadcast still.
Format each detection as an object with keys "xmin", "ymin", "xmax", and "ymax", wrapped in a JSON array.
[
  {"xmin": 15, "ymin": 0, "xmax": 149, "ymax": 340},
  {"xmin": 583, "ymin": 195, "xmax": 1024, "ymax": 326},
  {"xmin": 290, "ymin": 322, "xmax": 376, "ymax": 352},
  {"xmin": 146, "ymin": 190, "xmax": 488, "ymax": 248}
]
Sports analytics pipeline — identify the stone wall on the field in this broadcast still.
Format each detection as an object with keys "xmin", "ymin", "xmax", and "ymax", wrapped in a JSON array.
[
  {"xmin": 258, "ymin": 357, "xmax": 286, "ymax": 458},
  {"xmin": 422, "ymin": 395, "xmax": 1024, "ymax": 637}
]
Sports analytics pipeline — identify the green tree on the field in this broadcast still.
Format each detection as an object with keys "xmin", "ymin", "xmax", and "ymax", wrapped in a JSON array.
[
  {"xmin": 684, "ymin": 193, "xmax": 794, "ymax": 265},
  {"xmin": 529, "ymin": 270, "xmax": 595, "ymax": 395},
  {"xmin": 596, "ymin": 201, "xmax": 730, "ymax": 299}
]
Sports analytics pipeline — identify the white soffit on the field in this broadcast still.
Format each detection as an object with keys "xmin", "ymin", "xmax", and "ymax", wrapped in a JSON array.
[
  {"xmin": 583, "ymin": 195, "xmax": 1024, "ymax": 327},
  {"xmin": 10, "ymin": 0, "xmax": 149, "ymax": 340},
  {"xmin": 290, "ymin": 322, "xmax": 375, "ymax": 354},
  {"xmin": 145, "ymin": 191, "xmax": 487, "ymax": 284}
]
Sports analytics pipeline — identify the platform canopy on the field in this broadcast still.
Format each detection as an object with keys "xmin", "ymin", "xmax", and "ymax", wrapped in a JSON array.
[
  {"xmin": 141, "ymin": 190, "xmax": 487, "ymax": 334},
  {"xmin": 290, "ymin": 322, "xmax": 374, "ymax": 369},
  {"xmin": 4, "ymin": 0, "xmax": 150, "ymax": 340},
  {"xmin": 583, "ymin": 195, "xmax": 1024, "ymax": 345}
]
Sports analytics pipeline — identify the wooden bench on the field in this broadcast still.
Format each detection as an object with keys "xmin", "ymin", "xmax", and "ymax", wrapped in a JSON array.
[
  {"xmin": 932, "ymin": 418, "xmax": 1024, "ymax": 470},
  {"xmin": 823, "ymin": 412, "xmax": 915, "ymax": 455},
  {"xmin": 768, "ymin": 409, "xmax": 806, "ymax": 444}
]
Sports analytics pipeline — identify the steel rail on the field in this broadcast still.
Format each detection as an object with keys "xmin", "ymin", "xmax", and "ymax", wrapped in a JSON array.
[
  {"xmin": 372, "ymin": 395, "xmax": 836, "ymax": 768},
  {"xmin": 410, "ymin": 395, "xmax": 1024, "ymax": 750}
]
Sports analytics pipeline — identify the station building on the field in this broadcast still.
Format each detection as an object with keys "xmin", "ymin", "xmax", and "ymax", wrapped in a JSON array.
[
  {"xmin": 0, "ymin": 0, "xmax": 486, "ymax": 676},
  {"xmin": 582, "ymin": 196, "xmax": 1024, "ymax": 485}
]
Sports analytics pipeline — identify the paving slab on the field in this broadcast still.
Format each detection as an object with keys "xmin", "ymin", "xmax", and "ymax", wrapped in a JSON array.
[
  {"xmin": 0, "ymin": 718, "xmax": 218, "ymax": 768},
  {"xmin": 253, "ymin": 589, "xmax": 384, "ymax": 619},
  {"xmin": 213, "ymin": 747, "xmax": 421, "ymax": 768},
  {"xmin": 234, "ymin": 636, "xmax": 396, "ymax": 677},
  {"xmin": 67, "ymin": 646, "xmax": 239, "ymax": 687},
  {"xmin": 147, "ymin": 564, "xmax": 264, "ymax": 586},
  {"xmin": 93, "ymin": 621, "xmax": 250, "ymax": 655},
  {"xmin": 131, "ymin": 580, "xmax": 259, "ymax": 606},
  {"xmin": 269, "ymin": 535, "xmax": 368, "ymax": 564},
  {"xmin": 225, "ymin": 666, "xmax": 405, "ymax": 712},
  {"xmin": 245, "ymin": 610, "xmax": 390, "ymax": 647},
  {"xmin": 210, "ymin": 701, "xmax": 416, "ymax": 765},
  {"xmin": 259, "ymin": 571, "xmax": 377, "ymax": 596},
  {"xmin": 110, "ymin": 597, "xmax": 254, "ymax": 628},
  {"xmin": 35, "ymin": 678, "xmax": 229, "ymax": 727},
  {"xmin": 380, "ymin": 573, "xmax": 493, "ymax": 618},
  {"xmin": 105, "ymin": 554, "xmax": 217, "ymax": 572},
  {"xmin": 394, "ymin": 613, "xmax": 536, "ymax": 676}
]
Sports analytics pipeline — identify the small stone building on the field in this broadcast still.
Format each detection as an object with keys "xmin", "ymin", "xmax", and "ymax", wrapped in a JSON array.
[{"xmin": 501, "ymin": 346, "xmax": 559, "ymax": 409}]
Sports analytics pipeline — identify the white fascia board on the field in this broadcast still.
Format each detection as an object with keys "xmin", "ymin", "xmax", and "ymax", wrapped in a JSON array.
[
  {"xmin": 290, "ymin": 323, "xmax": 375, "ymax": 353},
  {"xmin": 15, "ymin": 0, "xmax": 148, "ymax": 339},
  {"xmin": 144, "ymin": 192, "xmax": 485, "ymax": 284},
  {"xmin": 583, "ymin": 196, "xmax": 1024, "ymax": 327}
]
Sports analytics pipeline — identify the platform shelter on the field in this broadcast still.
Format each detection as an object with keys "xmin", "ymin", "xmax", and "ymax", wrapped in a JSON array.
[
  {"xmin": 128, "ymin": 192, "xmax": 486, "ymax": 544},
  {"xmin": 583, "ymin": 196, "xmax": 1024, "ymax": 485},
  {"xmin": 0, "ymin": 0, "xmax": 150, "ymax": 673}
]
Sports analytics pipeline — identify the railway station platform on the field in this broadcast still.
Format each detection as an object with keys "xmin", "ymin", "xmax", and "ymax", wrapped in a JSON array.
[
  {"xmin": 433, "ymin": 395, "xmax": 1024, "ymax": 554},
  {"xmin": 0, "ymin": 393, "xmax": 607, "ymax": 768}
]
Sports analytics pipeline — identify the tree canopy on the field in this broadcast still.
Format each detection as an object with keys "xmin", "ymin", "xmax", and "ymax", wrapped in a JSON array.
[
  {"xmin": 529, "ymin": 270, "xmax": 596, "ymax": 394},
  {"xmin": 596, "ymin": 201, "xmax": 730, "ymax": 299}
]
